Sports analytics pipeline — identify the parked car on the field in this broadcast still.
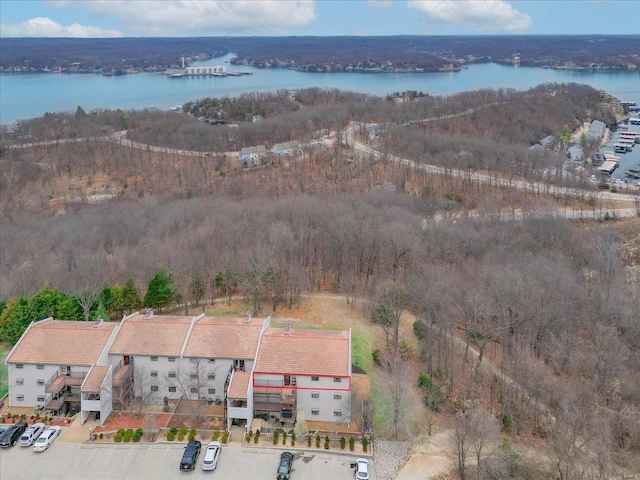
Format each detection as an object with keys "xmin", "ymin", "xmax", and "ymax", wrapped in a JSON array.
[
  {"xmin": 277, "ymin": 451, "xmax": 294, "ymax": 480},
  {"xmin": 19, "ymin": 422, "xmax": 45, "ymax": 446},
  {"xmin": 352, "ymin": 458, "xmax": 369, "ymax": 480},
  {"xmin": 201, "ymin": 441, "xmax": 221, "ymax": 471},
  {"xmin": 33, "ymin": 426, "xmax": 62, "ymax": 452},
  {"xmin": 0, "ymin": 422, "xmax": 28, "ymax": 447},
  {"xmin": 179, "ymin": 440, "xmax": 201, "ymax": 472}
]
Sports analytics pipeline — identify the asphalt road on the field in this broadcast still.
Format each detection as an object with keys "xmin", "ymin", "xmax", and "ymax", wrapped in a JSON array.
[{"xmin": 0, "ymin": 442, "xmax": 372, "ymax": 480}]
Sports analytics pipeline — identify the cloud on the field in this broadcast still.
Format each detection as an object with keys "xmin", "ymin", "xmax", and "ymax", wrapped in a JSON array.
[
  {"xmin": 365, "ymin": 0, "xmax": 394, "ymax": 8},
  {"xmin": 407, "ymin": 0, "xmax": 533, "ymax": 32},
  {"xmin": 62, "ymin": 0, "xmax": 317, "ymax": 36},
  {"xmin": 0, "ymin": 17, "xmax": 124, "ymax": 38}
]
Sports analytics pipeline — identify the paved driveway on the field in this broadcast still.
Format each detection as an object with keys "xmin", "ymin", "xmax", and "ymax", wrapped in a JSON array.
[{"xmin": 0, "ymin": 442, "xmax": 373, "ymax": 480}]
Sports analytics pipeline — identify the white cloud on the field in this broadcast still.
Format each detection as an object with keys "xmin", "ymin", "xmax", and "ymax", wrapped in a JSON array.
[
  {"xmin": 365, "ymin": 0, "xmax": 394, "ymax": 8},
  {"xmin": 407, "ymin": 0, "xmax": 533, "ymax": 32},
  {"xmin": 0, "ymin": 17, "xmax": 124, "ymax": 38},
  {"xmin": 63, "ymin": 0, "xmax": 317, "ymax": 36}
]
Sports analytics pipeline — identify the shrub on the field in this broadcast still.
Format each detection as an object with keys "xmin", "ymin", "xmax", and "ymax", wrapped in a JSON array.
[
  {"xmin": 177, "ymin": 432, "xmax": 185, "ymax": 441},
  {"xmin": 117, "ymin": 428, "xmax": 125, "ymax": 436},
  {"xmin": 362, "ymin": 437, "xmax": 368, "ymax": 453},
  {"xmin": 99, "ymin": 433, "xmax": 103, "ymax": 439},
  {"xmin": 188, "ymin": 429, "xmax": 196, "ymax": 442},
  {"xmin": 291, "ymin": 433, "xmax": 296, "ymax": 445},
  {"xmin": 123, "ymin": 428, "xmax": 133, "ymax": 442},
  {"xmin": 212, "ymin": 431, "xmax": 220, "ymax": 441},
  {"xmin": 221, "ymin": 432, "xmax": 229, "ymax": 444},
  {"xmin": 371, "ymin": 349, "xmax": 381, "ymax": 365},
  {"xmin": 167, "ymin": 431, "xmax": 175, "ymax": 441},
  {"xmin": 283, "ymin": 432, "xmax": 287, "ymax": 445},
  {"xmin": 132, "ymin": 429, "xmax": 143, "ymax": 442},
  {"xmin": 180, "ymin": 427, "xmax": 187, "ymax": 436},
  {"xmin": 114, "ymin": 432, "xmax": 123, "ymax": 442},
  {"xmin": 273, "ymin": 431, "xmax": 279, "ymax": 445},
  {"xmin": 315, "ymin": 434, "xmax": 320, "ymax": 448},
  {"xmin": 349, "ymin": 437, "xmax": 355, "ymax": 452},
  {"xmin": 247, "ymin": 430, "xmax": 253, "ymax": 441},
  {"xmin": 324, "ymin": 436, "xmax": 330, "ymax": 450},
  {"xmin": 307, "ymin": 436, "xmax": 312, "ymax": 447},
  {"xmin": 255, "ymin": 429, "xmax": 260, "ymax": 439},
  {"xmin": 254, "ymin": 430, "xmax": 260, "ymax": 444},
  {"xmin": 340, "ymin": 437, "xmax": 346, "ymax": 450}
]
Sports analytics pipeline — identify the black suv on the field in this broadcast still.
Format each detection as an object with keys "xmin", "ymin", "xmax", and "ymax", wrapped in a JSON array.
[
  {"xmin": 0, "ymin": 422, "xmax": 28, "ymax": 447},
  {"xmin": 179, "ymin": 440, "xmax": 201, "ymax": 471},
  {"xmin": 277, "ymin": 451, "xmax": 294, "ymax": 479}
]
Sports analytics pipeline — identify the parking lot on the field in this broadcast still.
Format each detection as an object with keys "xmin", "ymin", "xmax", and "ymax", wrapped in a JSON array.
[{"xmin": 0, "ymin": 442, "xmax": 374, "ymax": 480}]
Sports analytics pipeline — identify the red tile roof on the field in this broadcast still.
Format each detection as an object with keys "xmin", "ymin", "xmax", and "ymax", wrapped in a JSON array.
[
  {"xmin": 255, "ymin": 328, "xmax": 350, "ymax": 377},
  {"xmin": 82, "ymin": 365, "xmax": 110, "ymax": 392},
  {"xmin": 109, "ymin": 315, "xmax": 192, "ymax": 356},
  {"xmin": 7, "ymin": 320, "xmax": 116, "ymax": 366},
  {"xmin": 227, "ymin": 370, "xmax": 251, "ymax": 399},
  {"xmin": 183, "ymin": 317, "xmax": 265, "ymax": 359}
]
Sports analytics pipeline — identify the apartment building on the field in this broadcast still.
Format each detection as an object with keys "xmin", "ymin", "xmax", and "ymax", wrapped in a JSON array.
[{"xmin": 5, "ymin": 313, "xmax": 351, "ymax": 430}]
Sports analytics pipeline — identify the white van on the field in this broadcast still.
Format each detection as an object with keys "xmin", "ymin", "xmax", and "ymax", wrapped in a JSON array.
[{"xmin": 19, "ymin": 423, "xmax": 45, "ymax": 446}]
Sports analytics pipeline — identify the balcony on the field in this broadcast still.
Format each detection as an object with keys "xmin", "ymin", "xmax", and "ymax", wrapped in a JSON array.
[
  {"xmin": 45, "ymin": 392, "xmax": 81, "ymax": 411},
  {"xmin": 46, "ymin": 372, "xmax": 86, "ymax": 394}
]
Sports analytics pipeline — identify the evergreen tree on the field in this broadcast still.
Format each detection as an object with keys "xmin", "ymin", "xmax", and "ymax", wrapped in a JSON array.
[
  {"xmin": 143, "ymin": 268, "xmax": 176, "ymax": 313},
  {"xmin": 121, "ymin": 278, "xmax": 142, "ymax": 313}
]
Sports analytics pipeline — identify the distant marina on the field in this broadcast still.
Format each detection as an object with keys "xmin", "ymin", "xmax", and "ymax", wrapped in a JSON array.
[{"xmin": 164, "ymin": 57, "xmax": 252, "ymax": 78}]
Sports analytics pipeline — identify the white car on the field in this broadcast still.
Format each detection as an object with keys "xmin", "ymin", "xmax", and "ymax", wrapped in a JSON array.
[
  {"xmin": 19, "ymin": 423, "xmax": 45, "ymax": 446},
  {"xmin": 201, "ymin": 441, "xmax": 221, "ymax": 471},
  {"xmin": 354, "ymin": 458, "xmax": 369, "ymax": 480},
  {"xmin": 33, "ymin": 426, "xmax": 62, "ymax": 452}
]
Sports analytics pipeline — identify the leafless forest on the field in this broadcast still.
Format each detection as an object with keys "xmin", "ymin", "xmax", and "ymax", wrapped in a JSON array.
[{"xmin": 1, "ymin": 84, "xmax": 639, "ymax": 478}]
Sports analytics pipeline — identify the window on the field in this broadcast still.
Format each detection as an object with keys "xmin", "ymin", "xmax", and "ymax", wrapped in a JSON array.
[
  {"xmin": 16, "ymin": 364, "xmax": 24, "ymax": 369},
  {"xmin": 168, "ymin": 371, "xmax": 176, "ymax": 378},
  {"xmin": 284, "ymin": 375, "xmax": 291, "ymax": 386},
  {"xmin": 16, "ymin": 394, "xmax": 24, "ymax": 401},
  {"xmin": 207, "ymin": 373, "xmax": 216, "ymax": 380},
  {"xmin": 37, "ymin": 395, "xmax": 45, "ymax": 402},
  {"xmin": 190, "ymin": 373, "xmax": 198, "ymax": 379},
  {"xmin": 150, "ymin": 370, "xmax": 158, "ymax": 377},
  {"xmin": 151, "ymin": 386, "xmax": 159, "ymax": 392},
  {"xmin": 61, "ymin": 365, "xmax": 67, "ymax": 373},
  {"xmin": 311, "ymin": 408, "xmax": 319, "ymax": 415},
  {"xmin": 334, "ymin": 394, "xmax": 342, "ymax": 400},
  {"xmin": 190, "ymin": 387, "xmax": 198, "ymax": 394},
  {"xmin": 37, "ymin": 379, "xmax": 45, "ymax": 385},
  {"xmin": 208, "ymin": 388, "xmax": 216, "ymax": 395},
  {"xmin": 168, "ymin": 357, "xmax": 176, "ymax": 362},
  {"xmin": 36, "ymin": 364, "xmax": 45, "ymax": 370},
  {"xmin": 311, "ymin": 376, "xmax": 319, "ymax": 382},
  {"xmin": 168, "ymin": 386, "xmax": 176, "ymax": 393},
  {"xmin": 190, "ymin": 358, "xmax": 198, "ymax": 363},
  {"xmin": 334, "ymin": 410, "xmax": 342, "ymax": 417},
  {"xmin": 208, "ymin": 358, "xmax": 215, "ymax": 363},
  {"xmin": 311, "ymin": 392, "xmax": 320, "ymax": 399},
  {"xmin": 16, "ymin": 378, "xmax": 24, "ymax": 385},
  {"xmin": 150, "ymin": 356, "xmax": 158, "ymax": 362},
  {"xmin": 333, "ymin": 377, "xmax": 342, "ymax": 383}
]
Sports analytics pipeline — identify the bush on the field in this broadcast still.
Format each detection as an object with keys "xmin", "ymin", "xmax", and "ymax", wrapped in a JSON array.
[
  {"xmin": 132, "ymin": 428, "xmax": 143, "ymax": 442},
  {"xmin": 349, "ymin": 437, "xmax": 355, "ymax": 452},
  {"xmin": 177, "ymin": 432, "xmax": 185, "ymax": 441},
  {"xmin": 371, "ymin": 348, "xmax": 381, "ymax": 365},
  {"xmin": 221, "ymin": 432, "xmax": 229, "ymax": 444},
  {"xmin": 273, "ymin": 431, "xmax": 279, "ymax": 445},
  {"xmin": 362, "ymin": 437, "xmax": 368, "ymax": 453},
  {"xmin": 307, "ymin": 436, "xmax": 312, "ymax": 447},
  {"xmin": 340, "ymin": 437, "xmax": 346, "ymax": 450},
  {"xmin": 114, "ymin": 432, "xmax": 123, "ymax": 442},
  {"xmin": 170, "ymin": 426, "xmax": 178, "ymax": 435},
  {"xmin": 315, "ymin": 434, "xmax": 320, "ymax": 448},
  {"xmin": 282, "ymin": 432, "xmax": 287, "ymax": 445},
  {"xmin": 324, "ymin": 436, "xmax": 330, "ymax": 450},
  {"xmin": 188, "ymin": 429, "xmax": 196, "ymax": 442},
  {"xmin": 167, "ymin": 432, "xmax": 176, "ymax": 441},
  {"xmin": 99, "ymin": 433, "xmax": 104, "ymax": 439},
  {"xmin": 254, "ymin": 430, "xmax": 260, "ymax": 444},
  {"xmin": 123, "ymin": 428, "xmax": 133, "ymax": 442},
  {"xmin": 212, "ymin": 431, "xmax": 220, "ymax": 441}
]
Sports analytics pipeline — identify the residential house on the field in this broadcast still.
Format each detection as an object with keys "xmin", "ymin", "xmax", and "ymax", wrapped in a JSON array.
[
  {"xmin": 238, "ymin": 145, "xmax": 267, "ymax": 167},
  {"xmin": 272, "ymin": 141, "xmax": 302, "ymax": 160}
]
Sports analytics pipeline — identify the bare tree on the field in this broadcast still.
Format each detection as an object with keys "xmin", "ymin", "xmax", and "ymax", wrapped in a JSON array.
[
  {"xmin": 450, "ymin": 412, "xmax": 472, "ymax": 480},
  {"xmin": 375, "ymin": 347, "xmax": 413, "ymax": 440},
  {"xmin": 468, "ymin": 409, "xmax": 500, "ymax": 480},
  {"xmin": 166, "ymin": 358, "xmax": 217, "ymax": 424}
]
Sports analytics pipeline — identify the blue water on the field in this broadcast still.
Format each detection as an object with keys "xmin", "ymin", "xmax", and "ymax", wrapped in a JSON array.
[{"xmin": 1, "ymin": 53, "xmax": 639, "ymax": 124}]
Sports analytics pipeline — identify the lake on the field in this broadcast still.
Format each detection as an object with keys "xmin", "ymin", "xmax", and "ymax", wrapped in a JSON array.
[{"xmin": 1, "ymin": 53, "xmax": 639, "ymax": 124}]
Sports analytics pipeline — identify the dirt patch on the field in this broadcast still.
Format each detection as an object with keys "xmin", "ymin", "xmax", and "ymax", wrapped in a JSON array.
[{"xmin": 94, "ymin": 412, "xmax": 171, "ymax": 433}]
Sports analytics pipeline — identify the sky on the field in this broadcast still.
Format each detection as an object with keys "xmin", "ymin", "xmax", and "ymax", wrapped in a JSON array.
[{"xmin": 0, "ymin": 0, "xmax": 639, "ymax": 38}]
